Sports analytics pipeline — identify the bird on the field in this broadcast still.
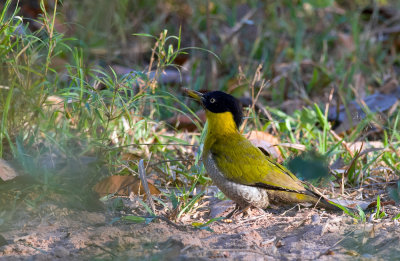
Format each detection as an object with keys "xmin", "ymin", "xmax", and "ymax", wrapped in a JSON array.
[{"xmin": 184, "ymin": 89, "xmax": 341, "ymax": 215}]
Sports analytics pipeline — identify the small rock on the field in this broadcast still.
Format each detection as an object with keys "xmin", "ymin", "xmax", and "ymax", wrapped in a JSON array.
[
  {"xmin": 264, "ymin": 244, "xmax": 278, "ymax": 256},
  {"xmin": 364, "ymin": 224, "xmax": 374, "ymax": 232},
  {"xmin": 283, "ymin": 235, "xmax": 298, "ymax": 246},
  {"xmin": 261, "ymin": 236, "xmax": 276, "ymax": 246},
  {"xmin": 311, "ymin": 214, "xmax": 320, "ymax": 224},
  {"xmin": 326, "ymin": 224, "xmax": 340, "ymax": 233},
  {"xmin": 240, "ymin": 230, "xmax": 263, "ymax": 247},
  {"xmin": 1, "ymin": 245, "xmax": 13, "ymax": 255},
  {"xmin": 53, "ymin": 246, "xmax": 69, "ymax": 258},
  {"xmin": 165, "ymin": 234, "xmax": 202, "ymax": 248},
  {"xmin": 275, "ymin": 240, "xmax": 284, "ymax": 248}
]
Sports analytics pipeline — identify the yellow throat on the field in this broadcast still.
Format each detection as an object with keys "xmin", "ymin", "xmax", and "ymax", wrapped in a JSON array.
[{"xmin": 204, "ymin": 110, "xmax": 239, "ymax": 154}]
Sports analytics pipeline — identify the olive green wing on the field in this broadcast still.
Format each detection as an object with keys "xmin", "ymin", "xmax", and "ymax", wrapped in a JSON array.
[{"xmin": 211, "ymin": 137, "xmax": 307, "ymax": 193}]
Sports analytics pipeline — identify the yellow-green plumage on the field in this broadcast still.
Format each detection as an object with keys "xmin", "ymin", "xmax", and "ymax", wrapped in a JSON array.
[
  {"xmin": 204, "ymin": 111, "xmax": 300, "ymax": 189},
  {"xmin": 186, "ymin": 89, "xmax": 338, "ymax": 210}
]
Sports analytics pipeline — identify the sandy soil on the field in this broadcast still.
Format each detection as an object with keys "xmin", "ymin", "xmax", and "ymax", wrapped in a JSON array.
[{"xmin": 1, "ymin": 195, "xmax": 400, "ymax": 261}]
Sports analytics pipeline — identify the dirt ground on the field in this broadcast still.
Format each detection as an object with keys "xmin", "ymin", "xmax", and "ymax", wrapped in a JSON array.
[{"xmin": 1, "ymin": 194, "xmax": 400, "ymax": 261}]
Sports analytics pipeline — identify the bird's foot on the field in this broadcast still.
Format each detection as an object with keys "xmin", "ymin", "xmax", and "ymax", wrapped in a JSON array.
[{"xmin": 225, "ymin": 205, "xmax": 251, "ymax": 219}]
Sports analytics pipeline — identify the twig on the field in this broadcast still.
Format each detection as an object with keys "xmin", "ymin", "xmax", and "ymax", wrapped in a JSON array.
[
  {"xmin": 240, "ymin": 64, "xmax": 267, "ymax": 132},
  {"xmin": 105, "ymin": 143, "xmax": 199, "ymax": 151},
  {"xmin": 138, "ymin": 159, "xmax": 156, "ymax": 214},
  {"xmin": 151, "ymin": 215, "xmax": 187, "ymax": 231},
  {"xmin": 86, "ymin": 243, "xmax": 117, "ymax": 257},
  {"xmin": 146, "ymin": 34, "xmax": 159, "ymax": 93},
  {"xmin": 378, "ymin": 24, "xmax": 400, "ymax": 34},
  {"xmin": 188, "ymin": 248, "xmax": 269, "ymax": 258},
  {"xmin": 229, "ymin": 213, "xmax": 271, "ymax": 230},
  {"xmin": 221, "ymin": 8, "xmax": 258, "ymax": 43},
  {"xmin": 239, "ymin": 72, "xmax": 287, "ymax": 136},
  {"xmin": 330, "ymin": 129, "xmax": 353, "ymax": 157},
  {"xmin": 342, "ymin": 142, "xmax": 364, "ymax": 195},
  {"xmin": 324, "ymin": 87, "xmax": 335, "ymax": 119},
  {"xmin": 317, "ymin": 227, "xmax": 358, "ymax": 259},
  {"xmin": 148, "ymin": 159, "xmax": 194, "ymax": 167},
  {"xmin": 351, "ymin": 180, "xmax": 397, "ymax": 189},
  {"xmin": 237, "ymin": 213, "xmax": 270, "ymax": 225},
  {"xmin": 280, "ymin": 204, "xmax": 301, "ymax": 216}
]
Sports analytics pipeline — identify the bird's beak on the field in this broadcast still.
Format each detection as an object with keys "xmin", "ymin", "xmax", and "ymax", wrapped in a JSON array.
[{"xmin": 184, "ymin": 88, "xmax": 203, "ymax": 102}]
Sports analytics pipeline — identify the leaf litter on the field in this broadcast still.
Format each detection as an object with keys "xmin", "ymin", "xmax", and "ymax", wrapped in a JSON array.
[{"xmin": 1, "ymin": 144, "xmax": 400, "ymax": 260}]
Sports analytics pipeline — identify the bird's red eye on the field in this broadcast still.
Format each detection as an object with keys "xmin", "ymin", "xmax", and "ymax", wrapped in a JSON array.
[{"xmin": 210, "ymin": 98, "xmax": 216, "ymax": 103}]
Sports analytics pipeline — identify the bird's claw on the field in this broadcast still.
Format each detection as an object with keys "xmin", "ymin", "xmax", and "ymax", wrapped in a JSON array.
[{"xmin": 225, "ymin": 205, "xmax": 251, "ymax": 219}]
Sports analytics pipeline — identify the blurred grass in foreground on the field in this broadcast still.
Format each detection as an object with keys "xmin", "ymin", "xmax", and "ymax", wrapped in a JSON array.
[{"xmin": 0, "ymin": 0, "xmax": 400, "ymax": 223}]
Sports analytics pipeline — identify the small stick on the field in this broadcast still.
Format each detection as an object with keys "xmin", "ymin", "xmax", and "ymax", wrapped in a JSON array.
[
  {"xmin": 188, "ymin": 248, "xmax": 268, "ymax": 258},
  {"xmin": 324, "ymin": 87, "xmax": 335, "ymax": 119},
  {"xmin": 317, "ymin": 227, "xmax": 358, "ymax": 258},
  {"xmin": 86, "ymin": 243, "xmax": 117, "ymax": 257},
  {"xmin": 138, "ymin": 159, "xmax": 156, "ymax": 214}
]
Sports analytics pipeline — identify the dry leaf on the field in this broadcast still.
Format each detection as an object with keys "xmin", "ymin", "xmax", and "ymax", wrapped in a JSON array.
[
  {"xmin": 0, "ymin": 159, "xmax": 18, "ymax": 181},
  {"xmin": 366, "ymin": 200, "xmax": 396, "ymax": 210},
  {"xmin": 93, "ymin": 175, "xmax": 160, "ymax": 197},
  {"xmin": 120, "ymin": 152, "xmax": 142, "ymax": 161},
  {"xmin": 45, "ymin": 95, "xmax": 64, "ymax": 111},
  {"xmin": 348, "ymin": 141, "xmax": 385, "ymax": 156},
  {"xmin": 380, "ymin": 78, "xmax": 400, "ymax": 96},
  {"xmin": 328, "ymin": 93, "xmax": 398, "ymax": 133},
  {"xmin": 337, "ymin": 32, "xmax": 355, "ymax": 53},
  {"xmin": 353, "ymin": 73, "xmax": 366, "ymax": 100},
  {"xmin": 330, "ymin": 198, "xmax": 372, "ymax": 210},
  {"xmin": 278, "ymin": 143, "xmax": 306, "ymax": 151},
  {"xmin": 245, "ymin": 131, "xmax": 282, "ymax": 161}
]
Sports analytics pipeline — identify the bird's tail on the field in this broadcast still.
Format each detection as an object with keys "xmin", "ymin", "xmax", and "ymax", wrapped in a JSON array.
[{"xmin": 266, "ymin": 190, "xmax": 344, "ymax": 211}]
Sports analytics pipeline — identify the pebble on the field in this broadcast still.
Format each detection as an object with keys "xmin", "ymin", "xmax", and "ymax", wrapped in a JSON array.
[
  {"xmin": 311, "ymin": 214, "xmax": 320, "ymax": 224},
  {"xmin": 53, "ymin": 246, "xmax": 70, "ymax": 258}
]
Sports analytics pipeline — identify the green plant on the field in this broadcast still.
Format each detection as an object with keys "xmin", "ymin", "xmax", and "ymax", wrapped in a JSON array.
[
  {"xmin": 192, "ymin": 217, "xmax": 225, "ymax": 232},
  {"xmin": 373, "ymin": 195, "xmax": 386, "ymax": 220}
]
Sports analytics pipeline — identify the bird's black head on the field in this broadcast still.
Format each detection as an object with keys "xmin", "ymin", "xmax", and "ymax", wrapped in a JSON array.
[{"xmin": 201, "ymin": 91, "xmax": 243, "ymax": 129}]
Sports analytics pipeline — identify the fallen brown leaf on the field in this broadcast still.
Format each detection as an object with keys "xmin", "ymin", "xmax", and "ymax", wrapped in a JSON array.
[
  {"xmin": 353, "ymin": 73, "xmax": 366, "ymax": 100},
  {"xmin": 380, "ymin": 78, "xmax": 399, "ymax": 96},
  {"xmin": 337, "ymin": 32, "xmax": 355, "ymax": 54},
  {"xmin": 0, "ymin": 159, "xmax": 18, "ymax": 182},
  {"xmin": 93, "ymin": 175, "xmax": 160, "ymax": 197},
  {"xmin": 278, "ymin": 143, "xmax": 306, "ymax": 151},
  {"xmin": 120, "ymin": 152, "xmax": 142, "ymax": 161},
  {"xmin": 348, "ymin": 141, "xmax": 385, "ymax": 157},
  {"xmin": 245, "ymin": 131, "xmax": 282, "ymax": 161}
]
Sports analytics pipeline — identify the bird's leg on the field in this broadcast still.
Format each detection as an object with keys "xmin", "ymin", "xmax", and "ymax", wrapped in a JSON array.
[
  {"xmin": 225, "ymin": 204, "xmax": 251, "ymax": 219},
  {"xmin": 225, "ymin": 204, "xmax": 240, "ymax": 219}
]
